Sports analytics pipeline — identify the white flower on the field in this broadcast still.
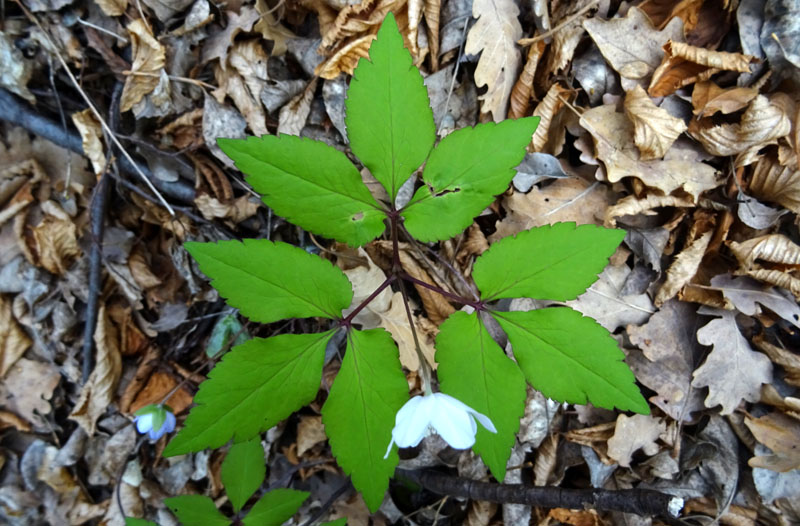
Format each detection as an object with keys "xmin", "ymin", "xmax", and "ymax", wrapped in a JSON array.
[
  {"xmin": 134, "ymin": 404, "xmax": 176, "ymax": 440},
  {"xmin": 384, "ymin": 393, "xmax": 497, "ymax": 458}
]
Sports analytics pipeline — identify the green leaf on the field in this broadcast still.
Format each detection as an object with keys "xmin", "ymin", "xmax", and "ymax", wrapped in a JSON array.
[
  {"xmin": 186, "ymin": 240, "xmax": 353, "ymax": 323},
  {"xmin": 321, "ymin": 519, "xmax": 347, "ymax": 526},
  {"xmin": 206, "ymin": 314, "xmax": 250, "ymax": 358},
  {"xmin": 164, "ymin": 495, "xmax": 230, "ymax": 526},
  {"xmin": 492, "ymin": 308, "xmax": 649, "ymax": 413},
  {"xmin": 125, "ymin": 519, "xmax": 158, "ymax": 526},
  {"xmin": 436, "ymin": 311, "xmax": 526, "ymax": 480},
  {"xmin": 321, "ymin": 328, "xmax": 409, "ymax": 512},
  {"xmin": 217, "ymin": 135, "xmax": 386, "ymax": 246},
  {"xmin": 473, "ymin": 223, "xmax": 626, "ymax": 302},
  {"xmin": 345, "ymin": 12, "xmax": 435, "ymax": 199},
  {"xmin": 164, "ymin": 332, "xmax": 332, "ymax": 456},
  {"xmin": 221, "ymin": 438, "xmax": 265, "ymax": 512},
  {"xmin": 242, "ymin": 488, "xmax": 309, "ymax": 526},
  {"xmin": 403, "ymin": 117, "xmax": 539, "ymax": 242}
]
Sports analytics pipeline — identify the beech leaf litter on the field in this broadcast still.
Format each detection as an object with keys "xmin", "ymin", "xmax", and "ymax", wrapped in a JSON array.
[{"xmin": 1, "ymin": 0, "xmax": 800, "ymax": 524}]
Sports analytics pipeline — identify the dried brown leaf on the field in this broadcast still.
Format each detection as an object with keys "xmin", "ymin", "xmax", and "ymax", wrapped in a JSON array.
[
  {"xmin": 0, "ymin": 295, "xmax": 31, "ymax": 377},
  {"xmin": 581, "ymin": 105, "xmax": 721, "ymax": 199},
  {"xmin": 320, "ymin": 0, "xmax": 406, "ymax": 50},
  {"xmin": 195, "ymin": 194, "xmax": 260, "ymax": 223},
  {"xmin": 297, "ymin": 415, "xmax": 328, "ymax": 457},
  {"xmin": 342, "ymin": 250, "xmax": 436, "ymax": 370},
  {"xmin": 465, "ymin": 0, "xmax": 522, "ymax": 121},
  {"xmin": 693, "ymin": 308, "xmax": 772, "ymax": 415},
  {"xmin": 202, "ymin": 7, "xmax": 261, "ymax": 67},
  {"xmin": 743, "ymin": 269, "xmax": 800, "ymax": 300},
  {"xmin": 508, "ymin": 40, "xmax": 546, "ymax": 119},
  {"xmin": 655, "ymin": 230, "xmax": 712, "ymax": 306},
  {"xmin": 0, "ymin": 408, "xmax": 31, "ymax": 432},
  {"xmin": 214, "ymin": 65, "xmax": 268, "ymax": 137},
  {"xmin": 120, "ymin": 20, "xmax": 166, "ymax": 112},
  {"xmin": 753, "ymin": 335, "xmax": 800, "ymax": 388},
  {"xmin": 548, "ymin": 508, "xmax": 602, "ymax": 526},
  {"xmin": 691, "ymin": 81, "xmax": 758, "ymax": 117},
  {"xmin": 29, "ymin": 211, "xmax": 81, "ymax": 276},
  {"xmin": 71, "ymin": 109, "xmax": 106, "ymax": 177},
  {"xmin": 94, "ymin": 0, "xmax": 126, "ymax": 16},
  {"xmin": 543, "ymin": 17, "xmax": 585, "ymax": 79},
  {"xmin": 583, "ymin": 7, "xmax": 684, "ymax": 89},
  {"xmin": 377, "ymin": 291, "xmax": 437, "ymax": 371},
  {"xmin": 689, "ymin": 94, "xmax": 792, "ymax": 159},
  {"xmin": 128, "ymin": 247, "xmax": 163, "ymax": 290},
  {"xmin": 465, "ymin": 499, "xmax": 497, "ymax": 526},
  {"xmin": 228, "ymin": 40, "xmax": 270, "ymax": 109},
  {"xmin": 605, "ymin": 194, "xmax": 695, "ymax": 227},
  {"xmin": 749, "ymin": 153, "xmax": 800, "ymax": 214},
  {"xmin": 0, "ymin": 163, "xmax": 45, "ymax": 226},
  {"xmin": 627, "ymin": 300, "xmax": 707, "ymax": 421},
  {"xmin": 254, "ymin": 0, "xmax": 296, "ymax": 56},
  {"xmin": 398, "ymin": 250, "xmax": 455, "ymax": 324},
  {"xmin": 607, "ymin": 413, "xmax": 666, "ymax": 467},
  {"xmin": 408, "ymin": 0, "xmax": 423, "ymax": 58},
  {"xmin": 624, "ymin": 84, "xmax": 687, "ymax": 160},
  {"xmin": 423, "ymin": 0, "xmax": 441, "ymax": 69},
  {"xmin": 649, "ymin": 40, "xmax": 756, "ymax": 97},
  {"xmin": 0, "ymin": 358, "xmax": 60, "ymax": 429},
  {"xmin": 567, "ymin": 263, "xmax": 654, "ymax": 331},
  {"xmin": 69, "ymin": 304, "xmax": 122, "ymax": 435},
  {"xmin": 533, "ymin": 433, "xmax": 559, "ymax": 486},
  {"xmin": 316, "ymin": 34, "xmax": 375, "ymax": 79},
  {"xmin": 745, "ymin": 413, "xmax": 800, "ymax": 472},
  {"xmin": 530, "ymin": 83, "xmax": 568, "ymax": 153},
  {"xmin": 728, "ymin": 234, "xmax": 800, "ymax": 269},
  {"xmin": 0, "ymin": 32, "xmax": 35, "ymax": 103},
  {"xmin": 278, "ymin": 78, "xmax": 318, "ymax": 136}
]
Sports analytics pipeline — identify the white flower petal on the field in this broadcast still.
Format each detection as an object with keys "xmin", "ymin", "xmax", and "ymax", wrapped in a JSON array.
[
  {"xmin": 392, "ymin": 395, "xmax": 434, "ymax": 448},
  {"xmin": 384, "ymin": 437, "xmax": 396, "ymax": 459},
  {"xmin": 429, "ymin": 396, "xmax": 477, "ymax": 449},
  {"xmin": 468, "ymin": 409, "xmax": 497, "ymax": 434},
  {"xmin": 435, "ymin": 392, "xmax": 497, "ymax": 434}
]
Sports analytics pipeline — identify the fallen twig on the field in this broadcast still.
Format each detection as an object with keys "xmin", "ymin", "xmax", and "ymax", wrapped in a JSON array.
[
  {"xmin": 0, "ymin": 88, "xmax": 195, "ymax": 204},
  {"xmin": 395, "ymin": 468, "xmax": 685, "ymax": 519}
]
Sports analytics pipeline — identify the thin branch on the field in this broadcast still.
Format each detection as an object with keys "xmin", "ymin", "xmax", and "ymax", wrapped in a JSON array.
[
  {"xmin": 338, "ymin": 276, "xmax": 395, "ymax": 328},
  {"xmin": 0, "ymin": 88, "xmax": 195, "ymax": 204},
  {"xmin": 399, "ymin": 223, "xmax": 479, "ymax": 301},
  {"xmin": 13, "ymin": 0, "xmax": 176, "ymax": 215},
  {"xmin": 399, "ymin": 272, "xmax": 484, "ymax": 310},
  {"xmin": 395, "ymin": 468, "xmax": 685, "ymax": 519},
  {"xmin": 517, "ymin": 0, "xmax": 601, "ymax": 46},
  {"xmin": 397, "ymin": 277, "xmax": 433, "ymax": 393}
]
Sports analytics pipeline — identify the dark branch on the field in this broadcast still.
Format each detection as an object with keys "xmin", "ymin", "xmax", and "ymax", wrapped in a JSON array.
[
  {"xmin": 395, "ymin": 468, "xmax": 684, "ymax": 519},
  {"xmin": 0, "ymin": 87, "xmax": 195, "ymax": 204}
]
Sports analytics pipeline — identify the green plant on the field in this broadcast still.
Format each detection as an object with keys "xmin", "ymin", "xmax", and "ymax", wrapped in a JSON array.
[{"xmin": 164, "ymin": 12, "xmax": 648, "ymax": 512}]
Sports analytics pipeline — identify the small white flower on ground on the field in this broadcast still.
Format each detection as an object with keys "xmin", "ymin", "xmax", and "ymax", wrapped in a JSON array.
[
  {"xmin": 384, "ymin": 392, "xmax": 497, "ymax": 458},
  {"xmin": 133, "ymin": 404, "xmax": 176, "ymax": 440}
]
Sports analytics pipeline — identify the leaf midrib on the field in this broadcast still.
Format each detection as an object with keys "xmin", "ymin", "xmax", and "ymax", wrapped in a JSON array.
[
  {"xmin": 180, "ymin": 333, "xmax": 330, "ymax": 452},
  {"xmin": 236, "ymin": 147, "xmax": 383, "ymax": 211},
  {"xmin": 482, "ymin": 240, "xmax": 599, "ymax": 301},
  {"xmin": 493, "ymin": 310, "xmax": 641, "ymax": 407},
  {"xmin": 204, "ymin": 249, "xmax": 342, "ymax": 319}
]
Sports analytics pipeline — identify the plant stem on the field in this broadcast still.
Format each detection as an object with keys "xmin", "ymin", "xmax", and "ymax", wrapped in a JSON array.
[
  {"xmin": 397, "ymin": 277, "xmax": 433, "ymax": 394},
  {"xmin": 338, "ymin": 275, "xmax": 396, "ymax": 328},
  {"xmin": 399, "ymin": 224, "xmax": 480, "ymax": 301},
  {"xmin": 399, "ymin": 272, "xmax": 484, "ymax": 310}
]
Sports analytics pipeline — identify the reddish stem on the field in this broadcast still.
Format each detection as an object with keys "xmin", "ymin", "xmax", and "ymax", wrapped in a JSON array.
[
  {"xmin": 338, "ymin": 275, "xmax": 396, "ymax": 328},
  {"xmin": 399, "ymin": 272, "xmax": 485, "ymax": 310}
]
